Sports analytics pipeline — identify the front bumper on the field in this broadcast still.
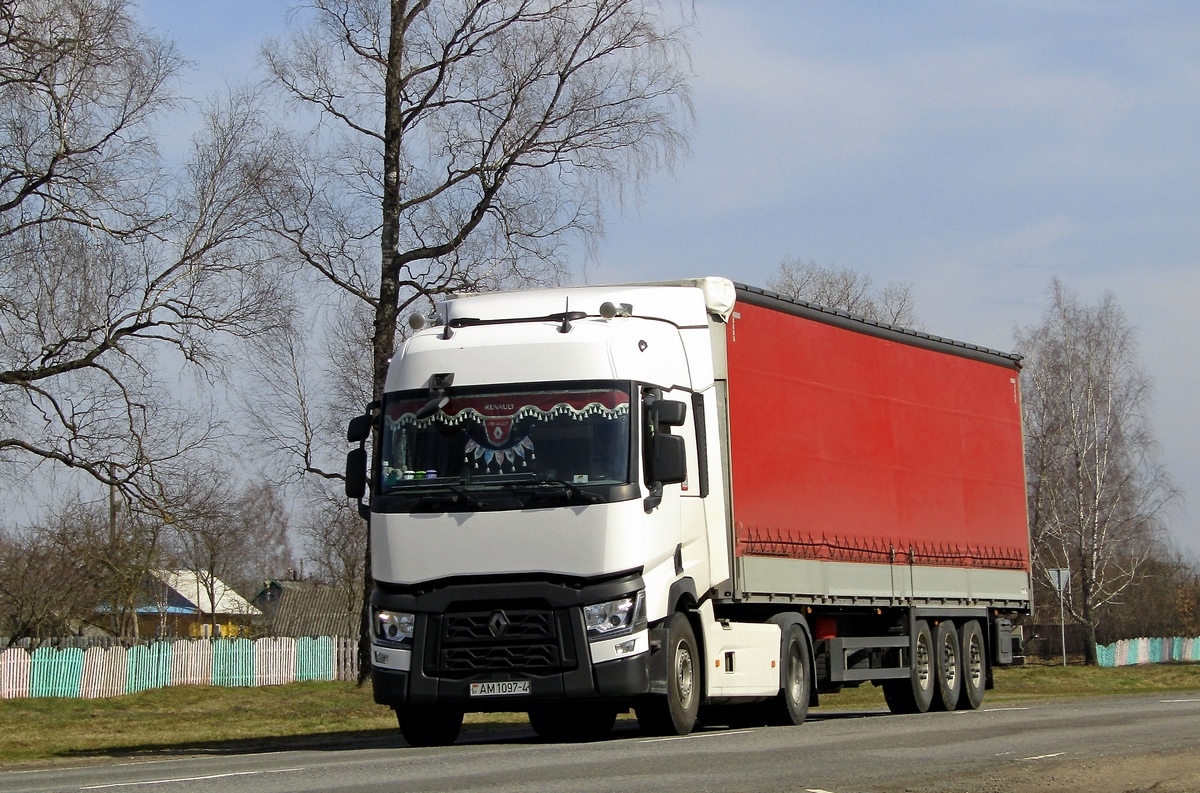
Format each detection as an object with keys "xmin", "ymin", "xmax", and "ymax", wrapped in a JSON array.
[{"xmin": 370, "ymin": 573, "xmax": 651, "ymax": 711}]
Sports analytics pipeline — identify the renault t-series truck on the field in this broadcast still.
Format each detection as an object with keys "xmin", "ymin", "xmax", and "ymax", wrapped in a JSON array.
[{"xmin": 345, "ymin": 277, "xmax": 1031, "ymax": 746}]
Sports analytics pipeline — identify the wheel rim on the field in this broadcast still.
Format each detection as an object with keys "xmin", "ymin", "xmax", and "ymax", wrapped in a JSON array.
[
  {"xmin": 914, "ymin": 633, "xmax": 931, "ymax": 690},
  {"xmin": 786, "ymin": 644, "xmax": 804, "ymax": 702},
  {"xmin": 675, "ymin": 640, "xmax": 695, "ymax": 708},
  {"xmin": 941, "ymin": 633, "xmax": 958, "ymax": 690},
  {"xmin": 966, "ymin": 633, "xmax": 983, "ymax": 689}
]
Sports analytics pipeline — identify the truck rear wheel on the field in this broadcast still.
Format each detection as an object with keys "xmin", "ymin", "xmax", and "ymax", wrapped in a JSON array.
[
  {"xmin": 931, "ymin": 620, "xmax": 961, "ymax": 711},
  {"xmin": 764, "ymin": 625, "xmax": 811, "ymax": 726},
  {"xmin": 636, "ymin": 612, "xmax": 700, "ymax": 736},
  {"xmin": 883, "ymin": 619, "xmax": 935, "ymax": 714},
  {"xmin": 397, "ymin": 707, "xmax": 464, "ymax": 747},
  {"xmin": 528, "ymin": 704, "xmax": 618, "ymax": 742},
  {"xmin": 956, "ymin": 620, "xmax": 986, "ymax": 710}
]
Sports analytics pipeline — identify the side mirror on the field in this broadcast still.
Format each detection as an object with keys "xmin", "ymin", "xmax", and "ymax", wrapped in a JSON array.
[
  {"xmin": 651, "ymin": 399, "xmax": 687, "ymax": 427},
  {"xmin": 345, "ymin": 447, "xmax": 367, "ymax": 500},
  {"xmin": 643, "ymin": 396, "xmax": 689, "ymax": 511},
  {"xmin": 347, "ymin": 414, "xmax": 372, "ymax": 443},
  {"xmin": 651, "ymin": 434, "xmax": 687, "ymax": 485}
]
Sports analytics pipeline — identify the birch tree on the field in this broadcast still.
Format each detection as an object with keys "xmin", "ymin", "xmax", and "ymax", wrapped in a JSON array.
[
  {"xmin": 257, "ymin": 0, "xmax": 693, "ymax": 670},
  {"xmin": 0, "ymin": 0, "xmax": 290, "ymax": 514},
  {"xmin": 1017, "ymin": 280, "xmax": 1178, "ymax": 663},
  {"xmin": 768, "ymin": 257, "xmax": 921, "ymax": 328}
]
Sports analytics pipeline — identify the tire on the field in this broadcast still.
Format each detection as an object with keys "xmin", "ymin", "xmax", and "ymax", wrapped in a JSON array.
[
  {"xmin": 397, "ymin": 707, "xmax": 464, "ymax": 747},
  {"xmin": 883, "ymin": 619, "xmax": 935, "ymax": 714},
  {"xmin": 528, "ymin": 704, "xmax": 617, "ymax": 742},
  {"xmin": 931, "ymin": 620, "xmax": 961, "ymax": 711},
  {"xmin": 955, "ymin": 620, "xmax": 986, "ymax": 710},
  {"xmin": 635, "ymin": 612, "xmax": 701, "ymax": 736},
  {"xmin": 763, "ymin": 625, "xmax": 811, "ymax": 726}
]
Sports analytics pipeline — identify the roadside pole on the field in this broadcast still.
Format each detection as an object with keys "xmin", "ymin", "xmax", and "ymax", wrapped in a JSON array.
[{"xmin": 1050, "ymin": 568, "xmax": 1069, "ymax": 666}]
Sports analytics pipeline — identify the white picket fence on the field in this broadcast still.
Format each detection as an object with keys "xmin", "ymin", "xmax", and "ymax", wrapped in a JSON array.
[{"xmin": 0, "ymin": 636, "xmax": 359, "ymax": 699}]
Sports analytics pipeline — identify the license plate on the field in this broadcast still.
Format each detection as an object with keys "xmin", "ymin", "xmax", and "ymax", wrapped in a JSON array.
[{"xmin": 469, "ymin": 680, "xmax": 530, "ymax": 697}]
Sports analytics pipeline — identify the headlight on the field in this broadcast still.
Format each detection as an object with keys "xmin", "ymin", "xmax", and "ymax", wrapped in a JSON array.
[
  {"xmin": 583, "ymin": 590, "xmax": 645, "ymax": 640},
  {"xmin": 374, "ymin": 609, "xmax": 415, "ymax": 647}
]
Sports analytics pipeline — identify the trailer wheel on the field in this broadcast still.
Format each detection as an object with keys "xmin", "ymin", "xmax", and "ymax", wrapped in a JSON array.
[
  {"xmin": 528, "ymin": 704, "xmax": 618, "ymax": 742},
  {"xmin": 397, "ymin": 707, "xmax": 463, "ymax": 747},
  {"xmin": 764, "ymin": 625, "xmax": 811, "ymax": 726},
  {"xmin": 956, "ymin": 620, "xmax": 986, "ymax": 710},
  {"xmin": 636, "ymin": 612, "xmax": 700, "ymax": 735},
  {"xmin": 883, "ymin": 619, "xmax": 935, "ymax": 714},
  {"xmin": 931, "ymin": 620, "xmax": 961, "ymax": 711}
]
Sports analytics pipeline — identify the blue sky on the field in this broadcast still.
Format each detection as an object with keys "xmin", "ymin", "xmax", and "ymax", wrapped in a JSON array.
[{"xmin": 139, "ymin": 1, "xmax": 1200, "ymax": 554}]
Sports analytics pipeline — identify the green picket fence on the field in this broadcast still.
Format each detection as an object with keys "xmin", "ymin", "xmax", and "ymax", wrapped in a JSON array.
[
  {"xmin": 1, "ymin": 636, "xmax": 358, "ymax": 699},
  {"xmin": 1096, "ymin": 636, "xmax": 1200, "ymax": 667}
]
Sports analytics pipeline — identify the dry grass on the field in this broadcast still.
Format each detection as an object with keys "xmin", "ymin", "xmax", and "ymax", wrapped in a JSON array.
[{"xmin": 2, "ymin": 663, "xmax": 1198, "ymax": 766}]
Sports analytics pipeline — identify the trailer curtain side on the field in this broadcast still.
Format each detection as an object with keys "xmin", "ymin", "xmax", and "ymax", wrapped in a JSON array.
[{"xmin": 724, "ymin": 289, "xmax": 1029, "ymax": 575}]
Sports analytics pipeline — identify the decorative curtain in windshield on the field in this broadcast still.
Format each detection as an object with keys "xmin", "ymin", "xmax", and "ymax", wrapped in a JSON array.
[{"xmin": 380, "ymin": 388, "xmax": 631, "ymax": 488}]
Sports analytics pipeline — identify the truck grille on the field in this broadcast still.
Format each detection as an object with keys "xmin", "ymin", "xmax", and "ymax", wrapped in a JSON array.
[
  {"xmin": 444, "ymin": 610, "xmax": 554, "ymax": 641},
  {"xmin": 432, "ymin": 607, "xmax": 573, "ymax": 677}
]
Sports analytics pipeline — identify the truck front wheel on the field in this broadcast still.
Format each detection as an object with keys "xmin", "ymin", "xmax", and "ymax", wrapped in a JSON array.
[
  {"xmin": 397, "ymin": 707, "xmax": 464, "ymax": 747},
  {"xmin": 636, "ymin": 612, "xmax": 700, "ymax": 735}
]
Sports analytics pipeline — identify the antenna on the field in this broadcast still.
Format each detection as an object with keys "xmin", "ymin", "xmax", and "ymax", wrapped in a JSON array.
[{"xmin": 558, "ymin": 297, "xmax": 578, "ymax": 333}]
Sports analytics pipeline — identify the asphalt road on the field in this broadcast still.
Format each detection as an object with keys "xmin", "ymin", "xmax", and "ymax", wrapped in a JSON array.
[{"xmin": 5, "ymin": 693, "xmax": 1200, "ymax": 793}]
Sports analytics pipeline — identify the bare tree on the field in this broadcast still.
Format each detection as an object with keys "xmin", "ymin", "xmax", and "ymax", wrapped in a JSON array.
[
  {"xmin": 768, "ymin": 257, "xmax": 921, "ymax": 328},
  {"xmin": 226, "ymin": 480, "xmax": 295, "ymax": 597},
  {"xmin": 301, "ymin": 485, "xmax": 368, "ymax": 639},
  {"xmin": 0, "ymin": 517, "xmax": 101, "ymax": 645},
  {"xmin": 260, "ymin": 0, "xmax": 692, "ymax": 440},
  {"xmin": 159, "ymin": 472, "xmax": 296, "ymax": 636},
  {"xmin": 1016, "ymin": 279, "xmax": 1178, "ymax": 663},
  {"xmin": 33, "ymin": 493, "xmax": 170, "ymax": 639},
  {"xmin": 256, "ymin": 0, "xmax": 693, "ymax": 672},
  {"xmin": 0, "ymin": 0, "xmax": 290, "ymax": 513},
  {"xmin": 1095, "ymin": 545, "xmax": 1200, "ymax": 644}
]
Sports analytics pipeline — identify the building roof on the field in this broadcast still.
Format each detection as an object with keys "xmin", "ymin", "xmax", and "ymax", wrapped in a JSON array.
[
  {"xmin": 152, "ymin": 570, "xmax": 261, "ymax": 617},
  {"xmin": 252, "ymin": 580, "xmax": 356, "ymax": 638}
]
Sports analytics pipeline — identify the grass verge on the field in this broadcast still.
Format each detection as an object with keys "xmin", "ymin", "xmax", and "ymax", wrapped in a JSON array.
[{"xmin": 1, "ymin": 663, "xmax": 1198, "ymax": 766}]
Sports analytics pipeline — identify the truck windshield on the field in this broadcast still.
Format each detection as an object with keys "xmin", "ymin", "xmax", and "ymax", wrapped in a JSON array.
[{"xmin": 378, "ymin": 385, "xmax": 632, "ymax": 504}]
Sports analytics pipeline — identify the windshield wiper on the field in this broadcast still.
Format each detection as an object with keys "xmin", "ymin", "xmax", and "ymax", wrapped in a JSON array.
[
  {"xmin": 414, "ymin": 483, "xmax": 484, "ymax": 509},
  {"xmin": 514, "ymin": 480, "xmax": 603, "ymax": 506}
]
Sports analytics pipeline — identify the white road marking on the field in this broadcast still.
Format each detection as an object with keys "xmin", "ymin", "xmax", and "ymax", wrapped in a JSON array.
[
  {"xmin": 806, "ymin": 789, "xmax": 837, "ymax": 793},
  {"xmin": 1017, "ymin": 752, "xmax": 1065, "ymax": 761},
  {"xmin": 79, "ymin": 767, "xmax": 303, "ymax": 789},
  {"xmin": 1162, "ymin": 699, "xmax": 1200, "ymax": 703},
  {"xmin": 982, "ymin": 707, "xmax": 1030, "ymax": 712},
  {"xmin": 639, "ymin": 728, "xmax": 756, "ymax": 743}
]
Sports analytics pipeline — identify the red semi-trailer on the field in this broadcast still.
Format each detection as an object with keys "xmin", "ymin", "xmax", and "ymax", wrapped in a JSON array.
[
  {"xmin": 727, "ymin": 291, "xmax": 1029, "ymax": 579},
  {"xmin": 350, "ymin": 278, "xmax": 1031, "ymax": 745}
]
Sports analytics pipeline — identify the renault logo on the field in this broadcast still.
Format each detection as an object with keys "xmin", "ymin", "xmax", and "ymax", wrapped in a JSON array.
[{"xmin": 487, "ymin": 611, "xmax": 510, "ymax": 638}]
